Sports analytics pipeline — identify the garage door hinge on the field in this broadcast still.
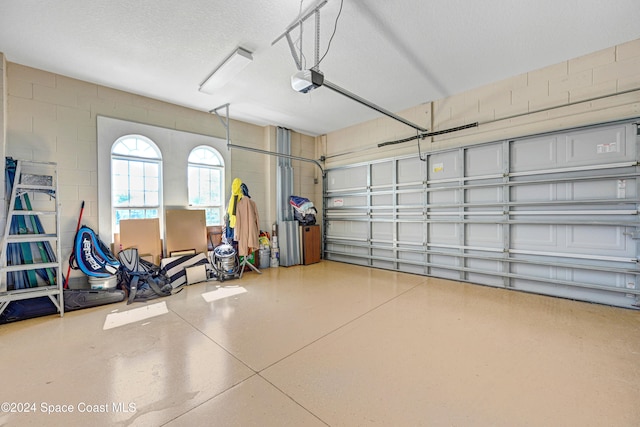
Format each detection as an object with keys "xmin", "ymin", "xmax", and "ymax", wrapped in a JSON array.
[{"xmin": 623, "ymin": 230, "xmax": 640, "ymax": 239}]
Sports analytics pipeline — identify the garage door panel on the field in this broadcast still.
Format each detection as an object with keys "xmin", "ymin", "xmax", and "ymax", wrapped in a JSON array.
[
  {"xmin": 327, "ymin": 165, "xmax": 367, "ymax": 191},
  {"xmin": 571, "ymin": 178, "xmax": 636, "ymax": 200},
  {"xmin": 511, "ymin": 182, "xmax": 557, "ymax": 202},
  {"xmin": 466, "ymin": 186, "xmax": 502, "ymax": 203},
  {"xmin": 511, "ymin": 136, "xmax": 557, "ymax": 173},
  {"xmin": 372, "ymin": 194, "xmax": 392, "ymax": 206},
  {"xmin": 397, "ymin": 157, "xmax": 425, "ymax": 183},
  {"xmin": 429, "ymin": 188, "xmax": 458, "ymax": 204},
  {"xmin": 571, "ymin": 269, "xmax": 631, "ymax": 289},
  {"xmin": 397, "ymin": 191, "xmax": 422, "ymax": 206},
  {"xmin": 398, "ymin": 263, "xmax": 427, "ymax": 274},
  {"xmin": 511, "ymin": 224, "xmax": 556, "ymax": 248},
  {"xmin": 565, "ymin": 125, "xmax": 631, "ymax": 166},
  {"xmin": 325, "ymin": 243, "xmax": 368, "ymax": 259},
  {"xmin": 465, "ymin": 143, "xmax": 503, "ymax": 177},
  {"xmin": 324, "ymin": 121, "xmax": 640, "ymax": 309},
  {"xmin": 328, "ymin": 195, "xmax": 366, "ymax": 207},
  {"xmin": 398, "ymin": 223, "xmax": 423, "ymax": 244},
  {"xmin": 466, "ymin": 223, "xmax": 503, "ymax": 248},
  {"xmin": 467, "ymin": 256, "xmax": 503, "ymax": 273},
  {"xmin": 566, "ymin": 226, "xmax": 627, "ymax": 253},
  {"xmin": 371, "ymin": 161, "xmax": 393, "ymax": 186},
  {"xmin": 429, "ymin": 223, "xmax": 459, "ymax": 244},
  {"xmin": 429, "ymin": 151, "xmax": 460, "ymax": 180},
  {"xmin": 398, "ymin": 251, "xmax": 423, "ymax": 262},
  {"xmin": 372, "ymin": 248, "xmax": 395, "ymax": 270},
  {"xmin": 468, "ymin": 272, "xmax": 504, "ymax": 286},
  {"xmin": 511, "ymin": 262, "xmax": 554, "ymax": 279},
  {"xmin": 326, "ymin": 220, "xmax": 368, "ymax": 240},
  {"xmin": 372, "ymin": 222, "xmax": 393, "ymax": 241},
  {"xmin": 430, "ymin": 267, "xmax": 460, "ymax": 280},
  {"xmin": 429, "ymin": 251, "xmax": 459, "ymax": 276},
  {"xmin": 372, "ymin": 259, "xmax": 396, "ymax": 269}
]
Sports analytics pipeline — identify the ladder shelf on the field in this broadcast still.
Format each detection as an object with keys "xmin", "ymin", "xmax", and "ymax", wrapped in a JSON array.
[{"xmin": 0, "ymin": 159, "xmax": 63, "ymax": 318}]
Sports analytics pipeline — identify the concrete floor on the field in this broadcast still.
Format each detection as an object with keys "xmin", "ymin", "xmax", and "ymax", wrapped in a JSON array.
[{"xmin": 0, "ymin": 260, "xmax": 638, "ymax": 426}]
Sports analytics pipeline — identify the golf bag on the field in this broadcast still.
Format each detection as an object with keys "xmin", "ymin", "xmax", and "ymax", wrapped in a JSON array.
[{"xmin": 118, "ymin": 248, "xmax": 173, "ymax": 304}]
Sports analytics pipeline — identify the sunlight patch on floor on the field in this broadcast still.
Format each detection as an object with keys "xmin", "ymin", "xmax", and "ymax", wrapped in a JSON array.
[
  {"xmin": 103, "ymin": 301, "xmax": 169, "ymax": 330},
  {"xmin": 202, "ymin": 286, "xmax": 247, "ymax": 303}
]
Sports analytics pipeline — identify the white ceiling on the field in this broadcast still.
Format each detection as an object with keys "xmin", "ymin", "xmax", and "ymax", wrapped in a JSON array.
[{"xmin": 1, "ymin": 0, "xmax": 639, "ymax": 137}]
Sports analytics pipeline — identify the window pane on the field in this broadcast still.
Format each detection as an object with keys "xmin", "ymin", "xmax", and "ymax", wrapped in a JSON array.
[
  {"xmin": 145, "ymin": 162, "xmax": 159, "ymax": 177},
  {"xmin": 129, "ymin": 161, "xmax": 144, "ymax": 178},
  {"xmin": 112, "ymin": 141, "xmax": 132, "ymax": 156},
  {"xmin": 205, "ymin": 208, "xmax": 221, "ymax": 226},
  {"xmin": 130, "ymin": 191, "xmax": 145, "ymax": 205},
  {"xmin": 115, "ymin": 208, "xmax": 159, "ymax": 226},
  {"xmin": 112, "ymin": 135, "xmax": 162, "ymax": 235},
  {"xmin": 129, "ymin": 209, "xmax": 145, "ymax": 219},
  {"xmin": 112, "ymin": 159, "xmax": 129, "ymax": 175},
  {"xmin": 145, "ymin": 176, "xmax": 159, "ymax": 191},
  {"xmin": 188, "ymin": 165, "xmax": 223, "ymax": 207},
  {"xmin": 115, "ymin": 209, "xmax": 130, "ymax": 225},
  {"xmin": 114, "ymin": 192, "xmax": 130, "ymax": 207},
  {"xmin": 112, "ymin": 174, "xmax": 129, "ymax": 191},
  {"xmin": 130, "ymin": 176, "xmax": 144, "ymax": 192},
  {"xmin": 113, "ymin": 136, "xmax": 160, "ymax": 159},
  {"xmin": 146, "ymin": 191, "xmax": 159, "ymax": 206},
  {"xmin": 210, "ymin": 169, "xmax": 221, "ymax": 205},
  {"xmin": 188, "ymin": 145, "xmax": 224, "ymax": 223},
  {"xmin": 189, "ymin": 146, "xmax": 222, "ymax": 166}
]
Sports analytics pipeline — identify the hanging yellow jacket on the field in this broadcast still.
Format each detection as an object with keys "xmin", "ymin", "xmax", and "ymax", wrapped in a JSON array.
[{"xmin": 227, "ymin": 178, "xmax": 243, "ymax": 228}]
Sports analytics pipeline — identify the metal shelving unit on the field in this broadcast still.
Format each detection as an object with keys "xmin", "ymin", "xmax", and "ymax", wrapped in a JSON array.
[{"xmin": 0, "ymin": 160, "xmax": 63, "ymax": 317}]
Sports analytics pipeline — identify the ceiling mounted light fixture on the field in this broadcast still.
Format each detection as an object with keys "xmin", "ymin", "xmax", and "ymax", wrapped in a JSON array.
[{"xmin": 199, "ymin": 47, "xmax": 253, "ymax": 94}]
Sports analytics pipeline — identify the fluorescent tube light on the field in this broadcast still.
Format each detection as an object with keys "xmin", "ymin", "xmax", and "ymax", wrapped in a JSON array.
[{"xmin": 199, "ymin": 47, "xmax": 253, "ymax": 94}]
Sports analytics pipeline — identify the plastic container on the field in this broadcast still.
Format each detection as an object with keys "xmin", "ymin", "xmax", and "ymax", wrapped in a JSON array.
[
  {"xmin": 270, "ymin": 247, "xmax": 280, "ymax": 268},
  {"xmin": 259, "ymin": 247, "xmax": 270, "ymax": 269},
  {"xmin": 89, "ymin": 274, "xmax": 118, "ymax": 290}
]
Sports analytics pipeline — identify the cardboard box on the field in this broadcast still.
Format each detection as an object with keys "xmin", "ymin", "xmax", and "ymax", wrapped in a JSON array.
[
  {"xmin": 166, "ymin": 209, "xmax": 208, "ymax": 256},
  {"xmin": 119, "ymin": 218, "xmax": 162, "ymax": 265}
]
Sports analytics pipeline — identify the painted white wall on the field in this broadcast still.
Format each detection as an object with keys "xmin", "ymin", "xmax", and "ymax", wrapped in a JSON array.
[
  {"xmin": 4, "ymin": 63, "xmax": 291, "ymax": 280},
  {"xmin": 96, "ymin": 116, "xmax": 231, "ymax": 244}
]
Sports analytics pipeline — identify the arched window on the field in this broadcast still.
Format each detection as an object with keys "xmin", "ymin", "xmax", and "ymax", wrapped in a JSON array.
[
  {"xmin": 111, "ymin": 135, "xmax": 162, "ymax": 232},
  {"xmin": 188, "ymin": 146, "xmax": 224, "ymax": 225}
]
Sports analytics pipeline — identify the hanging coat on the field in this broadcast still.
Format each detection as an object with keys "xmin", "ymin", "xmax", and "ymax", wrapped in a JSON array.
[
  {"xmin": 234, "ymin": 196, "xmax": 260, "ymax": 256},
  {"xmin": 227, "ymin": 178, "xmax": 243, "ymax": 228}
]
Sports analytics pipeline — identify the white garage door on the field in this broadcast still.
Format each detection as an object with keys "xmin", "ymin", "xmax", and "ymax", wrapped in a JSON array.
[{"xmin": 324, "ymin": 120, "xmax": 640, "ymax": 309}]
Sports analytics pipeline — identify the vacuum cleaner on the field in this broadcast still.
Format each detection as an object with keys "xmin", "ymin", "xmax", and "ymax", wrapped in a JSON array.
[{"xmin": 211, "ymin": 244, "xmax": 239, "ymax": 282}]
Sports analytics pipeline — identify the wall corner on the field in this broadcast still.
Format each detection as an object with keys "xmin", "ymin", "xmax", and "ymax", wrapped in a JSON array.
[{"xmin": 0, "ymin": 53, "xmax": 6, "ymax": 228}]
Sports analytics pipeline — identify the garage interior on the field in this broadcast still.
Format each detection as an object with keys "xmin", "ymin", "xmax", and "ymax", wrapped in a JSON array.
[{"xmin": 1, "ymin": 1, "xmax": 640, "ymax": 425}]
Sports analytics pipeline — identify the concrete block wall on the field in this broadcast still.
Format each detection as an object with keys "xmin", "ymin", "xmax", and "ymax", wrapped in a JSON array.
[
  {"xmin": 0, "ymin": 53, "xmax": 6, "ymax": 232},
  {"xmin": 324, "ymin": 103, "xmax": 431, "ymax": 165},
  {"xmin": 4, "ymin": 63, "xmax": 292, "ymax": 275},
  {"xmin": 323, "ymin": 37, "xmax": 640, "ymax": 167}
]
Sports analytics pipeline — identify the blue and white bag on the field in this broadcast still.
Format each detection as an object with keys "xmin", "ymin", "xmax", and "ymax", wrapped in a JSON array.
[{"xmin": 69, "ymin": 226, "xmax": 120, "ymax": 277}]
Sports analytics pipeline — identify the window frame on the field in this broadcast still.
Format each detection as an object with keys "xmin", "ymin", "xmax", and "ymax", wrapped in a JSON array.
[
  {"xmin": 97, "ymin": 116, "xmax": 232, "ymax": 247},
  {"xmin": 187, "ymin": 145, "xmax": 225, "ymax": 226},
  {"xmin": 110, "ymin": 134, "xmax": 163, "ymax": 234}
]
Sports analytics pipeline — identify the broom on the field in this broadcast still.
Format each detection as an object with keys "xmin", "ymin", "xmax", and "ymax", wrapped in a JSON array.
[{"xmin": 63, "ymin": 201, "xmax": 85, "ymax": 289}]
